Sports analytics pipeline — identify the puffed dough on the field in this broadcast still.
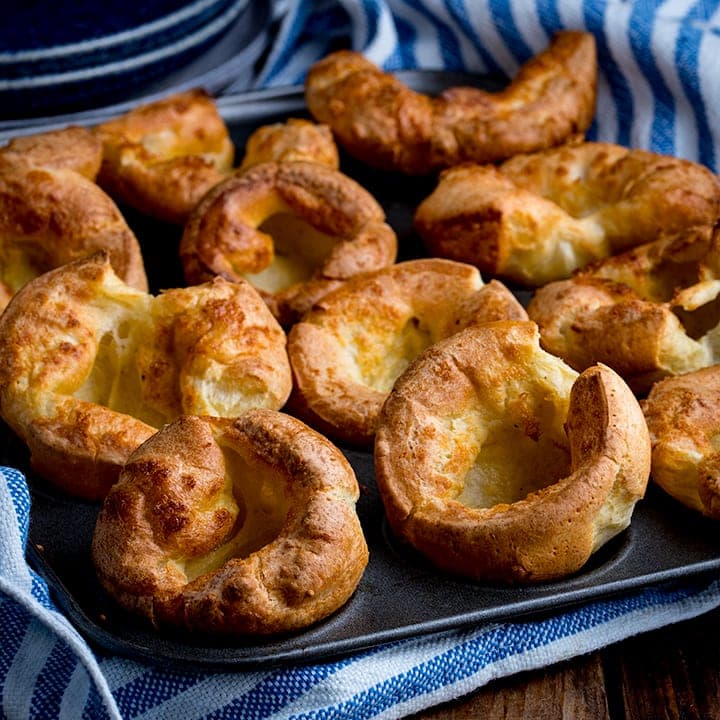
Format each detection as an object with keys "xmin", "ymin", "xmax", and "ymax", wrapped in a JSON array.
[
  {"xmin": 0, "ymin": 162, "xmax": 147, "ymax": 312},
  {"xmin": 180, "ymin": 160, "xmax": 397, "ymax": 326},
  {"xmin": 374, "ymin": 321, "xmax": 650, "ymax": 583},
  {"xmin": 305, "ymin": 31, "xmax": 596, "ymax": 174},
  {"xmin": 0, "ymin": 253, "xmax": 292, "ymax": 499},
  {"xmin": 528, "ymin": 269, "xmax": 720, "ymax": 393},
  {"xmin": 414, "ymin": 143, "xmax": 720, "ymax": 286},
  {"xmin": 0, "ymin": 125, "xmax": 103, "ymax": 179},
  {"xmin": 238, "ymin": 118, "xmax": 339, "ymax": 171},
  {"xmin": 94, "ymin": 89, "xmax": 234, "ymax": 224},
  {"xmin": 573, "ymin": 224, "xmax": 720, "ymax": 302},
  {"xmin": 287, "ymin": 258, "xmax": 527, "ymax": 446},
  {"xmin": 642, "ymin": 367, "xmax": 720, "ymax": 519},
  {"xmin": 92, "ymin": 411, "xmax": 369, "ymax": 635}
]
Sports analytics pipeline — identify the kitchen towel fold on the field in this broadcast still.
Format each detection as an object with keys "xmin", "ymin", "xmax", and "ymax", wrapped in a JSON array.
[{"xmin": 3, "ymin": 1, "xmax": 720, "ymax": 718}]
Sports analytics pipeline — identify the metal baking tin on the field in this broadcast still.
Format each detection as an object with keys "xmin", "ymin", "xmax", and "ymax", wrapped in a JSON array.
[{"xmin": 5, "ymin": 76, "xmax": 720, "ymax": 668}]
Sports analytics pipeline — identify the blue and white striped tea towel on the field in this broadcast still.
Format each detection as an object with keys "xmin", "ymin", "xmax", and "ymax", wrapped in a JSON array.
[{"xmin": 3, "ymin": 1, "xmax": 720, "ymax": 718}]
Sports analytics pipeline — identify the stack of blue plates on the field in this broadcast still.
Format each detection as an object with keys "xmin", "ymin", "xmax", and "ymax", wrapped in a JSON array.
[{"xmin": 0, "ymin": 0, "xmax": 268, "ymax": 120}]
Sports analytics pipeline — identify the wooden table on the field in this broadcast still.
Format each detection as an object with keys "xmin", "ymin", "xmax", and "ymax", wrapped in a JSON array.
[{"xmin": 413, "ymin": 601, "xmax": 720, "ymax": 719}]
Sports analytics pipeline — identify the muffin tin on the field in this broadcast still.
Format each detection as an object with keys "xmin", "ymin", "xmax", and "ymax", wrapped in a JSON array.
[{"xmin": 5, "ymin": 76, "xmax": 720, "ymax": 668}]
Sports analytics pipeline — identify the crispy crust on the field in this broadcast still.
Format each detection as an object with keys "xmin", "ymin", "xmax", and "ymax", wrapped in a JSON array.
[
  {"xmin": 305, "ymin": 31, "xmax": 597, "ymax": 174},
  {"xmin": 0, "ymin": 163, "xmax": 147, "ymax": 311},
  {"xmin": 642, "ymin": 367, "xmax": 720, "ymax": 518},
  {"xmin": 92, "ymin": 411, "xmax": 368, "ymax": 635},
  {"xmin": 574, "ymin": 223, "xmax": 720, "ymax": 301},
  {"xmin": 0, "ymin": 126, "xmax": 103, "ymax": 179},
  {"xmin": 527, "ymin": 267, "xmax": 720, "ymax": 394},
  {"xmin": 287, "ymin": 258, "xmax": 527, "ymax": 446},
  {"xmin": 374, "ymin": 321, "xmax": 650, "ymax": 583},
  {"xmin": 0, "ymin": 254, "xmax": 292, "ymax": 499},
  {"xmin": 238, "ymin": 118, "xmax": 340, "ymax": 171},
  {"xmin": 414, "ymin": 143, "xmax": 720, "ymax": 286},
  {"xmin": 94, "ymin": 89, "xmax": 234, "ymax": 224},
  {"xmin": 180, "ymin": 160, "xmax": 397, "ymax": 326}
]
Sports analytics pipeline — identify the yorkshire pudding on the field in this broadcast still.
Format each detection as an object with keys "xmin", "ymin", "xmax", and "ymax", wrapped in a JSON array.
[
  {"xmin": 528, "ymin": 271, "xmax": 720, "ymax": 393},
  {"xmin": 0, "ymin": 162, "xmax": 147, "ymax": 312},
  {"xmin": 305, "ymin": 31, "xmax": 596, "ymax": 175},
  {"xmin": 0, "ymin": 125, "xmax": 102, "ymax": 179},
  {"xmin": 642, "ymin": 367, "xmax": 720, "ymax": 519},
  {"xmin": 238, "ymin": 118, "xmax": 339, "ymax": 171},
  {"xmin": 180, "ymin": 160, "xmax": 397, "ymax": 326},
  {"xmin": 414, "ymin": 143, "xmax": 720, "ymax": 286},
  {"xmin": 94, "ymin": 88, "xmax": 234, "ymax": 224},
  {"xmin": 287, "ymin": 258, "xmax": 527, "ymax": 446},
  {"xmin": 92, "ymin": 411, "xmax": 368, "ymax": 636},
  {"xmin": 573, "ymin": 223, "xmax": 720, "ymax": 302},
  {"xmin": 0, "ymin": 253, "xmax": 291, "ymax": 499},
  {"xmin": 374, "ymin": 321, "xmax": 650, "ymax": 583}
]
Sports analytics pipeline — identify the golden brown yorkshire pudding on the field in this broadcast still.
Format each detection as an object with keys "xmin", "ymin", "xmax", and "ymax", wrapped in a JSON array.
[
  {"xmin": 0, "ymin": 162, "xmax": 147, "ymax": 312},
  {"xmin": 528, "ymin": 259, "xmax": 720, "ymax": 394},
  {"xmin": 642, "ymin": 367, "xmax": 720, "ymax": 519},
  {"xmin": 92, "ymin": 411, "xmax": 368, "ymax": 636},
  {"xmin": 0, "ymin": 253, "xmax": 292, "ymax": 500},
  {"xmin": 180, "ymin": 160, "xmax": 397, "ymax": 326},
  {"xmin": 305, "ymin": 31, "xmax": 596, "ymax": 175},
  {"xmin": 414, "ymin": 143, "xmax": 720, "ymax": 286},
  {"xmin": 573, "ymin": 223, "xmax": 720, "ymax": 303},
  {"xmin": 94, "ymin": 88, "xmax": 234, "ymax": 224},
  {"xmin": 287, "ymin": 258, "xmax": 527, "ymax": 446},
  {"xmin": 238, "ymin": 118, "xmax": 340, "ymax": 171},
  {"xmin": 374, "ymin": 321, "xmax": 650, "ymax": 584},
  {"xmin": 0, "ymin": 126, "xmax": 102, "ymax": 179}
]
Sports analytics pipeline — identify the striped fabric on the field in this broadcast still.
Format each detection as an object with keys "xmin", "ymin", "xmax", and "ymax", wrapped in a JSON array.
[{"xmin": 3, "ymin": 1, "xmax": 720, "ymax": 718}]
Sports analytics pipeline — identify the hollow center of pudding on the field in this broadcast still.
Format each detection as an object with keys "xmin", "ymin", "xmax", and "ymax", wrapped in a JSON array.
[
  {"xmin": 243, "ymin": 213, "xmax": 338, "ymax": 292},
  {"xmin": 0, "ymin": 243, "xmax": 41, "ymax": 297},
  {"xmin": 182, "ymin": 445, "xmax": 291, "ymax": 581},
  {"xmin": 356, "ymin": 314, "xmax": 434, "ymax": 393},
  {"xmin": 451, "ymin": 372, "xmax": 574, "ymax": 509},
  {"xmin": 673, "ymin": 287, "xmax": 720, "ymax": 340},
  {"xmin": 72, "ymin": 294, "xmax": 173, "ymax": 428}
]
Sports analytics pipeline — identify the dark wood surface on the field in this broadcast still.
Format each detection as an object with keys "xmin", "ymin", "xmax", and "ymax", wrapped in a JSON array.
[{"xmin": 412, "ymin": 602, "xmax": 720, "ymax": 719}]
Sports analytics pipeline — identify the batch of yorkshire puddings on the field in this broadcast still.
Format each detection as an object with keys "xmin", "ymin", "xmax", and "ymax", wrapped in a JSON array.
[{"xmin": 0, "ymin": 30, "xmax": 719, "ymax": 639}]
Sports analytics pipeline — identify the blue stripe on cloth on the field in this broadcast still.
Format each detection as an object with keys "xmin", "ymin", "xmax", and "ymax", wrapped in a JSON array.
[
  {"xmin": 257, "ymin": 0, "xmax": 350, "ymax": 86},
  {"xmin": 437, "ymin": 0, "xmax": 505, "ymax": 75},
  {"xmin": 536, "ymin": 0, "xmax": 562, "ymax": 35},
  {"xmin": 676, "ymin": 1, "xmax": 716, "ymax": 167},
  {"xmin": 31, "ymin": 570, "xmax": 54, "ymax": 609},
  {"xmin": 628, "ymin": 2, "xmax": 676, "ymax": 156},
  {"xmin": 357, "ymin": 0, "xmax": 381, "ymax": 48},
  {"xmin": 201, "ymin": 655, "xmax": 376, "ymax": 720},
  {"xmin": 112, "ymin": 668, "xmax": 210, "ymax": 717},
  {"xmin": 401, "ymin": 0, "xmax": 464, "ymax": 68},
  {"xmin": 0, "ymin": 595, "xmax": 31, "ymax": 681},
  {"xmin": 31, "ymin": 640, "xmax": 86, "ymax": 719},
  {"xmin": 583, "ymin": 1, "xmax": 634, "ymax": 147},
  {"xmin": 384, "ymin": 15, "xmax": 416, "ymax": 69},
  {"xmin": 488, "ymin": 0, "xmax": 534, "ymax": 63}
]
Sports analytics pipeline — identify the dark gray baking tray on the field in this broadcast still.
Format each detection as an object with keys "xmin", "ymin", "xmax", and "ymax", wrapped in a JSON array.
[{"xmin": 4, "ymin": 76, "xmax": 720, "ymax": 668}]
